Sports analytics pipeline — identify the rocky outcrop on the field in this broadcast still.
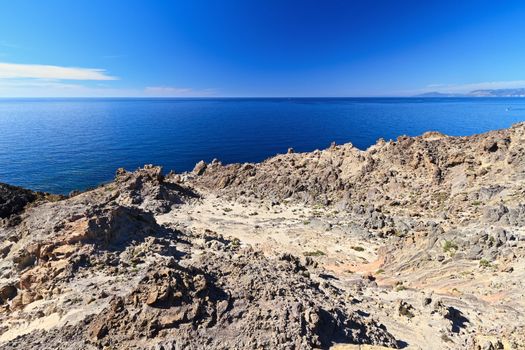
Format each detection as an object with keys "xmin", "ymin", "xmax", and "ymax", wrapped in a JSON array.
[
  {"xmin": 0, "ymin": 183, "xmax": 37, "ymax": 219},
  {"xmin": 1, "ymin": 124, "xmax": 525, "ymax": 349},
  {"xmin": 189, "ymin": 122, "xmax": 525, "ymax": 224},
  {"xmin": 0, "ymin": 165, "xmax": 398, "ymax": 349},
  {"xmin": 84, "ymin": 247, "xmax": 397, "ymax": 349}
]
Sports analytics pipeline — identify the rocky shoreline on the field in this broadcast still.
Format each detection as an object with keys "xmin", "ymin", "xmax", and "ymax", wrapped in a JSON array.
[{"xmin": 1, "ymin": 123, "xmax": 524, "ymax": 349}]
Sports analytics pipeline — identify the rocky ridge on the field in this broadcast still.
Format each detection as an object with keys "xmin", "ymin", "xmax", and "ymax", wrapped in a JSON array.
[
  {"xmin": 0, "ymin": 166, "xmax": 396, "ymax": 349},
  {"xmin": 1, "ymin": 124, "xmax": 524, "ymax": 349}
]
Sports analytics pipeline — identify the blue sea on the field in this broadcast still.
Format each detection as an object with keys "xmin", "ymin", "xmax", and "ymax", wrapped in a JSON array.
[{"xmin": 1, "ymin": 98, "xmax": 524, "ymax": 194}]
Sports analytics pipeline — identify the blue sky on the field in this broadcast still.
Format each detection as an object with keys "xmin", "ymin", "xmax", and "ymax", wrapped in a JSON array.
[{"xmin": 0, "ymin": 0, "xmax": 524, "ymax": 97}]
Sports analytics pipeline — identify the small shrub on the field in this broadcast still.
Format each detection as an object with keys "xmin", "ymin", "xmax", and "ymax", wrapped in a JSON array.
[
  {"xmin": 433, "ymin": 191, "xmax": 449, "ymax": 204},
  {"xmin": 479, "ymin": 259, "xmax": 491, "ymax": 268},
  {"xmin": 395, "ymin": 284, "xmax": 407, "ymax": 292},
  {"xmin": 223, "ymin": 207, "xmax": 233, "ymax": 213},
  {"xmin": 376, "ymin": 269, "xmax": 385, "ymax": 274},
  {"xmin": 231, "ymin": 238, "xmax": 241, "ymax": 247},
  {"xmin": 312, "ymin": 210, "xmax": 322, "ymax": 217},
  {"xmin": 303, "ymin": 250, "xmax": 325, "ymax": 257},
  {"xmin": 443, "ymin": 240, "xmax": 458, "ymax": 254},
  {"xmin": 441, "ymin": 334, "xmax": 453, "ymax": 343},
  {"xmin": 351, "ymin": 246, "xmax": 365, "ymax": 252}
]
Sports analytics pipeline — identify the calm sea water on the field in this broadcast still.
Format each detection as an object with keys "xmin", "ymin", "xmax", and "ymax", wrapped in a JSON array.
[{"xmin": 1, "ymin": 98, "xmax": 524, "ymax": 194}]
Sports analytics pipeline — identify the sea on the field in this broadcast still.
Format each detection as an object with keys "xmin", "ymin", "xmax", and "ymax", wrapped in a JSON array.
[{"xmin": 1, "ymin": 97, "xmax": 524, "ymax": 194}]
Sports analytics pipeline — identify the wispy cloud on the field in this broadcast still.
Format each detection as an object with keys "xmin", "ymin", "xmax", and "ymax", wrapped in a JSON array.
[
  {"xmin": 0, "ymin": 80, "xmax": 216, "ymax": 98},
  {"xmin": 395, "ymin": 80, "xmax": 525, "ymax": 96},
  {"xmin": 0, "ymin": 61, "xmax": 216, "ymax": 97},
  {"xmin": 0, "ymin": 41, "xmax": 22, "ymax": 49},
  {"xmin": 145, "ymin": 86, "xmax": 193, "ymax": 95},
  {"xmin": 423, "ymin": 80, "xmax": 525, "ymax": 93},
  {"xmin": 144, "ymin": 86, "xmax": 216, "ymax": 97},
  {"xmin": 0, "ymin": 80, "xmax": 130, "ymax": 97},
  {"xmin": 102, "ymin": 54, "xmax": 127, "ymax": 59},
  {"xmin": 0, "ymin": 62, "xmax": 117, "ymax": 80}
]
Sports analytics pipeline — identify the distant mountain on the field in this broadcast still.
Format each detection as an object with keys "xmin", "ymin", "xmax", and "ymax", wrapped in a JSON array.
[
  {"xmin": 468, "ymin": 88, "xmax": 525, "ymax": 97},
  {"xmin": 416, "ymin": 88, "xmax": 525, "ymax": 97},
  {"xmin": 415, "ymin": 91, "xmax": 464, "ymax": 97}
]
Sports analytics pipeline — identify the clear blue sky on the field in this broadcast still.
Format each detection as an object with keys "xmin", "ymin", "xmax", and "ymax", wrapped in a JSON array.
[{"xmin": 0, "ymin": 0, "xmax": 524, "ymax": 97}]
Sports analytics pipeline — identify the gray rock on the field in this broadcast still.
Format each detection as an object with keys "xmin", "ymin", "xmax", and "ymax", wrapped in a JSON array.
[{"xmin": 192, "ymin": 160, "xmax": 207, "ymax": 176}]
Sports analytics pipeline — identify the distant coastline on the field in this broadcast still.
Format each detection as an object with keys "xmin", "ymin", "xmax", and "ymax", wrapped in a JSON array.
[{"xmin": 416, "ymin": 88, "xmax": 525, "ymax": 98}]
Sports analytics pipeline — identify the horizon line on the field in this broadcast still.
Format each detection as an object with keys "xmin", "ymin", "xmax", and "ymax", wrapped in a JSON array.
[{"xmin": 1, "ymin": 95, "xmax": 524, "ymax": 99}]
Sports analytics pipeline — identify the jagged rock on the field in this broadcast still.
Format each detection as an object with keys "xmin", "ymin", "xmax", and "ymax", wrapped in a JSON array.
[
  {"xmin": 114, "ymin": 165, "xmax": 198, "ymax": 213},
  {"xmin": 0, "ymin": 284, "xmax": 17, "ymax": 304},
  {"xmin": 192, "ymin": 160, "xmax": 207, "ymax": 176},
  {"xmin": 1, "ymin": 124, "xmax": 525, "ymax": 349},
  {"xmin": 0, "ymin": 166, "xmax": 400, "ymax": 349},
  {"xmin": 398, "ymin": 301, "xmax": 415, "ymax": 318}
]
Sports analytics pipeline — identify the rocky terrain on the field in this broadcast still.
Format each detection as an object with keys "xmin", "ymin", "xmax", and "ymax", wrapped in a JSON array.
[{"xmin": 1, "ymin": 123, "xmax": 525, "ymax": 349}]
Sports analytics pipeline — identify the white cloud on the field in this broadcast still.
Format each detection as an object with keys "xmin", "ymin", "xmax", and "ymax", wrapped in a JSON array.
[
  {"xmin": 0, "ymin": 62, "xmax": 217, "ymax": 97},
  {"xmin": 0, "ymin": 80, "xmax": 132, "ymax": 97},
  {"xmin": 144, "ymin": 86, "xmax": 216, "ymax": 97},
  {"xmin": 0, "ymin": 80, "xmax": 217, "ymax": 98},
  {"xmin": 144, "ymin": 86, "xmax": 193, "ymax": 95},
  {"xmin": 0, "ymin": 62, "xmax": 116, "ymax": 80},
  {"xmin": 0, "ymin": 41, "xmax": 22, "ymax": 49}
]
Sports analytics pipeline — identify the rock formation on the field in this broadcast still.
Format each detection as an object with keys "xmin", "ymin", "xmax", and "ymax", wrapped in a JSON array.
[{"xmin": 1, "ymin": 123, "xmax": 525, "ymax": 349}]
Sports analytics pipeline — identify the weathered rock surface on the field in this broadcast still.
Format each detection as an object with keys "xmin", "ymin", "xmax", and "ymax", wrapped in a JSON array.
[
  {"xmin": 1, "ymin": 123, "xmax": 525, "ymax": 349},
  {"xmin": 0, "ymin": 183, "xmax": 37, "ymax": 219},
  {"xmin": 0, "ymin": 165, "xmax": 397, "ymax": 349},
  {"xmin": 191, "ymin": 122, "xmax": 525, "ymax": 222}
]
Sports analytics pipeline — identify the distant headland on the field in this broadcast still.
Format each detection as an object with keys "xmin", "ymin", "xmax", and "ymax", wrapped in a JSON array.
[{"xmin": 417, "ymin": 88, "xmax": 525, "ymax": 97}]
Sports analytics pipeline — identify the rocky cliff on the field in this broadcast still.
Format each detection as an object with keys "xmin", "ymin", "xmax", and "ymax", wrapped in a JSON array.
[{"xmin": 1, "ymin": 124, "xmax": 524, "ymax": 349}]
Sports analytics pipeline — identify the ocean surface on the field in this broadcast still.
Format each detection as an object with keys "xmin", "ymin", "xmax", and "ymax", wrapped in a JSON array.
[{"xmin": 1, "ymin": 97, "xmax": 525, "ymax": 194}]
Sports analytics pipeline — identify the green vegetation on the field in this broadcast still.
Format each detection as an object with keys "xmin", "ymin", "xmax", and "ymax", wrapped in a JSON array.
[
  {"xmin": 223, "ymin": 207, "xmax": 233, "ymax": 212},
  {"xmin": 375, "ymin": 269, "xmax": 385, "ymax": 274},
  {"xmin": 393, "ymin": 229, "xmax": 405, "ymax": 237},
  {"xmin": 395, "ymin": 284, "xmax": 407, "ymax": 292},
  {"xmin": 231, "ymin": 238, "xmax": 241, "ymax": 248},
  {"xmin": 441, "ymin": 334, "xmax": 453, "ymax": 343},
  {"xmin": 303, "ymin": 250, "xmax": 325, "ymax": 257},
  {"xmin": 312, "ymin": 210, "xmax": 322, "ymax": 217},
  {"xmin": 443, "ymin": 240, "xmax": 458, "ymax": 254},
  {"xmin": 479, "ymin": 259, "xmax": 491, "ymax": 268},
  {"xmin": 351, "ymin": 246, "xmax": 365, "ymax": 252},
  {"xmin": 432, "ymin": 191, "xmax": 449, "ymax": 205}
]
